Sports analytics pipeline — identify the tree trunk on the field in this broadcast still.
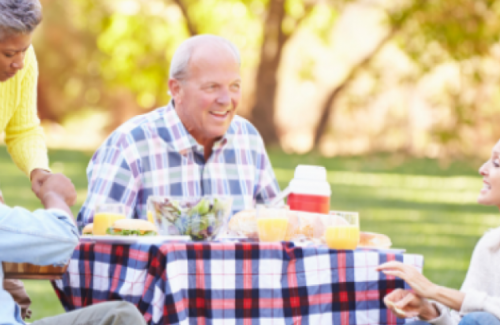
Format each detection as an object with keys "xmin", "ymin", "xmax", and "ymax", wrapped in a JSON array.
[
  {"xmin": 312, "ymin": 29, "xmax": 400, "ymax": 148},
  {"xmin": 313, "ymin": 1, "xmax": 426, "ymax": 148},
  {"xmin": 171, "ymin": 0, "xmax": 198, "ymax": 36},
  {"xmin": 249, "ymin": 0, "xmax": 288, "ymax": 146},
  {"xmin": 37, "ymin": 78, "xmax": 59, "ymax": 122}
]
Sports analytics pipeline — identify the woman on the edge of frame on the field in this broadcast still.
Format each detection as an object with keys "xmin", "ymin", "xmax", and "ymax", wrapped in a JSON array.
[{"xmin": 377, "ymin": 139, "xmax": 500, "ymax": 325}]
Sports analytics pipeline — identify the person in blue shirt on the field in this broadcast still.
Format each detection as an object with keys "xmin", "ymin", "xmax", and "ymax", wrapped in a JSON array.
[{"xmin": 0, "ymin": 173, "xmax": 147, "ymax": 325}]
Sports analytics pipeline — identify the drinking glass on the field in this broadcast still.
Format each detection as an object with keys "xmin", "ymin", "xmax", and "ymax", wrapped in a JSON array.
[
  {"xmin": 93, "ymin": 203, "xmax": 126, "ymax": 235},
  {"xmin": 256, "ymin": 205, "xmax": 289, "ymax": 242},
  {"xmin": 324, "ymin": 211, "xmax": 359, "ymax": 250}
]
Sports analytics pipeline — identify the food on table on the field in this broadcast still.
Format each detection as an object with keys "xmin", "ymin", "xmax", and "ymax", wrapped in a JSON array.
[
  {"xmin": 285, "ymin": 211, "xmax": 327, "ymax": 240},
  {"xmin": 149, "ymin": 197, "xmax": 231, "ymax": 241},
  {"xmin": 325, "ymin": 225, "xmax": 360, "ymax": 250},
  {"xmin": 228, "ymin": 209, "xmax": 327, "ymax": 241},
  {"xmin": 385, "ymin": 300, "xmax": 406, "ymax": 317},
  {"xmin": 106, "ymin": 219, "xmax": 157, "ymax": 236},
  {"xmin": 358, "ymin": 232, "xmax": 392, "ymax": 249},
  {"xmin": 228, "ymin": 209, "xmax": 258, "ymax": 238},
  {"xmin": 82, "ymin": 223, "xmax": 93, "ymax": 235},
  {"xmin": 93, "ymin": 212, "xmax": 126, "ymax": 235}
]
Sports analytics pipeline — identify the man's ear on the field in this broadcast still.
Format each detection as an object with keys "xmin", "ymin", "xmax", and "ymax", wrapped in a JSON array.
[{"xmin": 168, "ymin": 79, "xmax": 182, "ymax": 103}]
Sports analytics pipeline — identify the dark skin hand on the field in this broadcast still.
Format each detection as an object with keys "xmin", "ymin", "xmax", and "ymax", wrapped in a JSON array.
[{"xmin": 30, "ymin": 168, "xmax": 51, "ymax": 199}]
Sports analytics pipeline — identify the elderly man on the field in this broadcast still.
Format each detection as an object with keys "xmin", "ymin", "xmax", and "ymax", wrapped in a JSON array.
[
  {"xmin": 78, "ymin": 35, "xmax": 280, "ymax": 226},
  {"xmin": 0, "ymin": 173, "xmax": 147, "ymax": 325}
]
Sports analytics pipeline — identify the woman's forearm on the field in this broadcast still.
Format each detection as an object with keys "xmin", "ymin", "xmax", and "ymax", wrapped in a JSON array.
[{"xmin": 432, "ymin": 286, "xmax": 465, "ymax": 312}]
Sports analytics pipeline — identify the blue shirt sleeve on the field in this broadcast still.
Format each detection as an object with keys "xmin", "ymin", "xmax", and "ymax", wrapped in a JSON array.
[{"xmin": 0, "ymin": 204, "xmax": 79, "ymax": 265}]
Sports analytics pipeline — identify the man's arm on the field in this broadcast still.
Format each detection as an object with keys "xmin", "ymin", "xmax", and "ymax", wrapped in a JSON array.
[
  {"xmin": 77, "ymin": 142, "xmax": 139, "ymax": 228},
  {"xmin": 0, "ymin": 174, "xmax": 79, "ymax": 265},
  {"xmin": 253, "ymin": 145, "xmax": 281, "ymax": 205}
]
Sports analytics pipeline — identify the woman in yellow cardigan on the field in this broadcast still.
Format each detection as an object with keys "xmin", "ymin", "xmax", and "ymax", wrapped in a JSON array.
[
  {"xmin": 0, "ymin": 0, "xmax": 77, "ymax": 320},
  {"xmin": 0, "ymin": 0, "xmax": 51, "ymax": 197}
]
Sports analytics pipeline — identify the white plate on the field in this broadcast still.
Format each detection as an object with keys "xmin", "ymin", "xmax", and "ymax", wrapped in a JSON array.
[
  {"xmin": 80, "ymin": 235, "xmax": 191, "ymax": 244},
  {"xmin": 357, "ymin": 246, "xmax": 406, "ymax": 254}
]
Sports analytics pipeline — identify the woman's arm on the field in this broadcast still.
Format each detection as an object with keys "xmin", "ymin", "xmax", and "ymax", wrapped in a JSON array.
[
  {"xmin": 377, "ymin": 261, "xmax": 466, "ymax": 324},
  {"xmin": 4, "ymin": 46, "xmax": 50, "ymax": 177}
]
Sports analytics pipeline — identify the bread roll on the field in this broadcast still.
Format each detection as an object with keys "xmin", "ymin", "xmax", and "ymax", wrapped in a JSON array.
[
  {"xmin": 228, "ymin": 210, "xmax": 258, "ymax": 238},
  {"xmin": 359, "ymin": 232, "xmax": 392, "ymax": 249},
  {"xmin": 82, "ymin": 223, "xmax": 93, "ymax": 235}
]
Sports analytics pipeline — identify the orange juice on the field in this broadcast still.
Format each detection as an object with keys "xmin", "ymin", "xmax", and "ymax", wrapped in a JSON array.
[
  {"xmin": 147, "ymin": 211, "xmax": 154, "ymax": 224},
  {"xmin": 257, "ymin": 218, "xmax": 289, "ymax": 242},
  {"xmin": 325, "ymin": 225, "xmax": 360, "ymax": 250},
  {"xmin": 93, "ymin": 213, "xmax": 126, "ymax": 235}
]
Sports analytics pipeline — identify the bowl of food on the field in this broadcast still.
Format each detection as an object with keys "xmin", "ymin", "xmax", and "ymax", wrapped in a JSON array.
[
  {"xmin": 2, "ymin": 262, "xmax": 68, "ymax": 280},
  {"xmin": 148, "ymin": 196, "xmax": 233, "ymax": 241}
]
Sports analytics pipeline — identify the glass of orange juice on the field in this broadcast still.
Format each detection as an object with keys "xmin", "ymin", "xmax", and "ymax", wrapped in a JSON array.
[
  {"xmin": 93, "ymin": 203, "xmax": 126, "ymax": 235},
  {"xmin": 324, "ymin": 211, "xmax": 359, "ymax": 250},
  {"xmin": 256, "ymin": 206, "xmax": 289, "ymax": 242}
]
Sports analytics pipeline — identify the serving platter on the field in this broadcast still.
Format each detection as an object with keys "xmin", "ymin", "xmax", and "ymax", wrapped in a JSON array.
[{"xmin": 80, "ymin": 235, "xmax": 191, "ymax": 244}]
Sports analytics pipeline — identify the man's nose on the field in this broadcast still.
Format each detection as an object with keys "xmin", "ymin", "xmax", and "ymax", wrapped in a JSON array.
[{"xmin": 216, "ymin": 89, "xmax": 231, "ymax": 105}]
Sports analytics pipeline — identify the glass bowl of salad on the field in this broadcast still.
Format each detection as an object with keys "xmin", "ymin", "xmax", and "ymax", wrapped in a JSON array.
[{"xmin": 147, "ymin": 196, "xmax": 233, "ymax": 241}]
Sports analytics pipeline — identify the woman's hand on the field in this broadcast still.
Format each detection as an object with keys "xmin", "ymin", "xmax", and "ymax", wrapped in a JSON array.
[
  {"xmin": 0, "ymin": 189, "xmax": 4, "ymax": 204},
  {"xmin": 376, "ymin": 261, "xmax": 439, "ymax": 299},
  {"xmin": 384, "ymin": 288, "xmax": 440, "ymax": 320},
  {"xmin": 39, "ymin": 173, "xmax": 77, "ymax": 206},
  {"xmin": 30, "ymin": 169, "xmax": 51, "ymax": 198}
]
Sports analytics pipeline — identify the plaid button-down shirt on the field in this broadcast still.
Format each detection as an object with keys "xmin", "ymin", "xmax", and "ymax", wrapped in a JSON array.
[{"xmin": 77, "ymin": 101, "xmax": 280, "ymax": 228}]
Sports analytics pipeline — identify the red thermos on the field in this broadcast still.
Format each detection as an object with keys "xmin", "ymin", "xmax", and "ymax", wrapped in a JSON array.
[{"xmin": 286, "ymin": 165, "xmax": 331, "ymax": 214}]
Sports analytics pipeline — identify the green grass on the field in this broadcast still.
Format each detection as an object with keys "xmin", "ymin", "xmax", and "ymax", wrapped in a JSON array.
[{"xmin": 0, "ymin": 146, "xmax": 496, "ymax": 321}]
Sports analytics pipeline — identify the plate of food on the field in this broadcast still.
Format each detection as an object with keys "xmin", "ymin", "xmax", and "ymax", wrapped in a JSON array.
[{"xmin": 80, "ymin": 219, "xmax": 191, "ymax": 244}]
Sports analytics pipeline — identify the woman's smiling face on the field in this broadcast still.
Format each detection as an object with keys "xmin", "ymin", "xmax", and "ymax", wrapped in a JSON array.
[{"xmin": 478, "ymin": 140, "xmax": 500, "ymax": 209}]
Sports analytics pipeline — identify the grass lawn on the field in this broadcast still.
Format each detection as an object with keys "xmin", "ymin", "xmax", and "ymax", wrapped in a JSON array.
[{"xmin": 0, "ymin": 145, "xmax": 496, "ymax": 321}]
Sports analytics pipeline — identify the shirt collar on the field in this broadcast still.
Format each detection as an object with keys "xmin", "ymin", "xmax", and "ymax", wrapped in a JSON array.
[{"xmin": 164, "ymin": 100, "xmax": 235, "ymax": 155}]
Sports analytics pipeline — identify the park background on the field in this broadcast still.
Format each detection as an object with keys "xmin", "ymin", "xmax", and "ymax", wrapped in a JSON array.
[{"xmin": 1, "ymin": 0, "xmax": 500, "ymax": 320}]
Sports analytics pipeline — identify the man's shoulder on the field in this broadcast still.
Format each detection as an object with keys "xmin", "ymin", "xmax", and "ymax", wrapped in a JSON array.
[
  {"xmin": 230, "ymin": 115, "xmax": 262, "ymax": 137},
  {"xmin": 103, "ymin": 107, "xmax": 168, "ymax": 148}
]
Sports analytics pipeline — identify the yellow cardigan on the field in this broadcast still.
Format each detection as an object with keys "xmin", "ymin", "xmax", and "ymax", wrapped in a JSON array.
[{"xmin": 0, "ymin": 46, "xmax": 49, "ymax": 177}]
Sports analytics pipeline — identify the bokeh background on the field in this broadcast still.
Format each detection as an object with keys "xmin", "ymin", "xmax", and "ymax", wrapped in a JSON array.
[{"xmin": 1, "ymin": 0, "xmax": 500, "ymax": 321}]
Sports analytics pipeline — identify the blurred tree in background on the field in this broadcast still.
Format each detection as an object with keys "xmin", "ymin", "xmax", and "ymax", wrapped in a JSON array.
[{"xmin": 33, "ymin": 0, "xmax": 500, "ymax": 157}]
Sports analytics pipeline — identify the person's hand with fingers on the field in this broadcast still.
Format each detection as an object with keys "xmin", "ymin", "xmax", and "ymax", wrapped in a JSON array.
[
  {"xmin": 376, "ymin": 261, "xmax": 439, "ymax": 299},
  {"xmin": 30, "ymin": 168, "xmax": 51, "ymax": 198},
  {"xmin": 39, "ymin": 173, "xmax": 77, "ymax": 207},
  {"xmin": 384, "ymin": 288, "xmax": 439, "ymax": 320},
  {"xmin": 0, "ymin": 189, "xmax": 4, "ymax": 204},
  {"xmin": 377, "ymin": 261, "xmax": 442, "ymax": 321}
]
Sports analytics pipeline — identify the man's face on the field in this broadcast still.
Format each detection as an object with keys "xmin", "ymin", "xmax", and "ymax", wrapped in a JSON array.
[
  {"xmin": 0, "ymin": 33, "xmax": 32, "ymax": 82},
  {"xmin": 170, "ymin": 44, "xmax": 241, "ymax": 145}
]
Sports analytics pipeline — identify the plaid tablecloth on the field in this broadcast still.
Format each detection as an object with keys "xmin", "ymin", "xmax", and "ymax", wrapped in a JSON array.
[{"xmin": 52, "ymin": 241, "xmax": 423, "ymax": 325}]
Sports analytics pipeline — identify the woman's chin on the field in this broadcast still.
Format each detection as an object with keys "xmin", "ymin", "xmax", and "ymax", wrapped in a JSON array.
[{"xmin": 477, "ymin": 194, "xmax": 495, "ymax": 206}]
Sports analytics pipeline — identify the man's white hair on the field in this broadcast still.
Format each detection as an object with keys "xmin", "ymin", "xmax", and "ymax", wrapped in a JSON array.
[
  {"xmin": 0, "ymin": 0, "xmax": 42, "ymax": 40},
  {"xmin": 169, "ymin": 34, "xmax": 241, "ymax": 81}
]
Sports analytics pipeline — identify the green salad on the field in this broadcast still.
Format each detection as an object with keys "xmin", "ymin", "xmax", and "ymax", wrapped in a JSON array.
[{"xmin": 149, "ymin": 197, "xmax": 231, "ymax": 241}]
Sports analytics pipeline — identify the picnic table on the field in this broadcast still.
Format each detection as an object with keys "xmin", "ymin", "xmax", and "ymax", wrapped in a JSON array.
[{"xmin": 52, "ymin": 240, "xmax": 423, "ymax": 325}]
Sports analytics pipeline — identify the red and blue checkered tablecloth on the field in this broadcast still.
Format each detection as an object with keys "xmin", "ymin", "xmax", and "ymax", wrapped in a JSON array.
[{"xmin": 52, "ymin": 241, "xmax": 423, "ymax": 325}]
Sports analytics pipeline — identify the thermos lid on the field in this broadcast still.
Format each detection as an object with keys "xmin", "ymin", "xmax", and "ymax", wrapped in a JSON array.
[
  {"xmin": 294, "ymin": 165, "xmax": 327, "ymax": 180},
  {"xmin": 289, "ymin": 165, "xmax": 331, "ymax": 196}
]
